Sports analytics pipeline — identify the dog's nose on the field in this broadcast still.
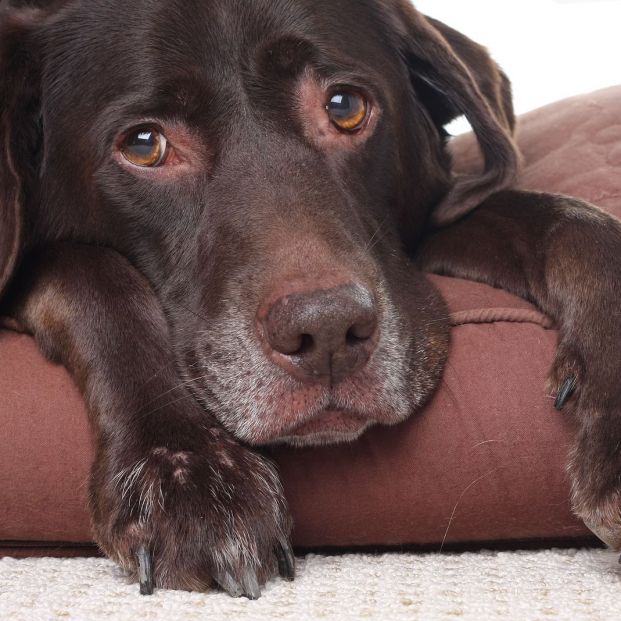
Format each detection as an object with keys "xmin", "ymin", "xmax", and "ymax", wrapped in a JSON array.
[{"xmin": 261, "ymin": 283, "xmax": 378, "ymax": 385}]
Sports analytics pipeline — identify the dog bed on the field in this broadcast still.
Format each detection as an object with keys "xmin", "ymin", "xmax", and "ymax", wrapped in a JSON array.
[{"xmin": 1, "ymin": 86, "xmax": 620, "ymax": 555}]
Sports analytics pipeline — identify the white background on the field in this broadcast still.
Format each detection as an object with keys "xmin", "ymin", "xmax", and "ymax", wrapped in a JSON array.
[{"xmin": 413, "ymin": 0, "xmax": 621, "ymax": 133}]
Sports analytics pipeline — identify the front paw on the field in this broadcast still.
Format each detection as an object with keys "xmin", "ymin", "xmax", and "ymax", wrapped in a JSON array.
[
  {"xmin": 567, "ymin": 427, "xmax": 621, "ymax": 551},
  {"xmin": 548, "ymin": 326, "xmax": 621, "ymax": 549},
  {"xmin": 89, "ymin": 429, "xmax": 293, "ymax": 597}
]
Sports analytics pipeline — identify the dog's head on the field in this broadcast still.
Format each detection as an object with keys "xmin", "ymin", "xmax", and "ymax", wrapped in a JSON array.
[{"xmin": 0, "ymin": 0, "xmax": 518, "ymax": 446}]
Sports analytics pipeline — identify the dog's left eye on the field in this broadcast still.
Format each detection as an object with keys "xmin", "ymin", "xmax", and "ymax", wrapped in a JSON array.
[
  {"xmin": 120, "ymin": 128, "xmax": 168, "ymax": 167},
  {"xmin": 326, "ymin": 90, "xmax": 368, "ymax": 132}
]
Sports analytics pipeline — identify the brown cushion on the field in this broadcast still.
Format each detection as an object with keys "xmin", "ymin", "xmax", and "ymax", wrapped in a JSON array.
[
  {"xmin": 2, "ymin": 86, "xmax": 620, "ymax": 552},
  {"xmin": 454, "ymin": 85, "xmax": 621, "ymax": 221}
]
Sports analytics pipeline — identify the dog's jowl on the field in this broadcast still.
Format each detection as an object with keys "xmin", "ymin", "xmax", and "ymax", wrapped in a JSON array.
[{"xmin": 1, "ymin": 0, "xmax": 620, "ymax": 597}]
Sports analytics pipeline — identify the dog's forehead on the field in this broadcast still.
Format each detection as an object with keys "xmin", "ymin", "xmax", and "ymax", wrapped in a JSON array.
[{"xmin": 45, "ymin": 0, "xmax": 396, "ymax": 105}]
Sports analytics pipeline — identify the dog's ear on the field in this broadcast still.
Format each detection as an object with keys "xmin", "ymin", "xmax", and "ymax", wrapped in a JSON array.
[
  {"xmin": 386, "ymin": 1, "xmax": 521, "ymax": 226},
  {"xmin": 0, "ymin": 7, "xmax": 46, "ymax": 297}
]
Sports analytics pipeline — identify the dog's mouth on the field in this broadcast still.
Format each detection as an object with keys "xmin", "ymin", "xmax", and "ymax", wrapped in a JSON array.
[
  {"xmin": 187, "ymin": 264, "xmax": 450, "ymax": 448},
  {"xmin": 267, "ymin": 408, "xmax": 375, "ymax": 447}
]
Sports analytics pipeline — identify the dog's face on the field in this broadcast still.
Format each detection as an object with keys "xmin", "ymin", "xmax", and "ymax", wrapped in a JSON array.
[{"xmin": 1, "ymin": 0, "xmax": 518, "ymax": 446}]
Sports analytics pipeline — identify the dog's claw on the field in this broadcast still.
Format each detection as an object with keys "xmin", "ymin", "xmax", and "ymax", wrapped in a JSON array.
[
  {"xmin": 136, "ymin": 546, "xmax": 154, "ymax": 596},
  {"xmin": 275, "ymin": 540, "xmax": 296, "ymax": 581},
  {"xmin": 214, "ymin": 570, "xmax": 244, "ymax": 598},
  {"xmin": 214, "ymin": 569, "xmax": 260, "ymax": 599},
  {"xmin": 240, "ymin": 570, "xmax": 261, "ymax": 600},
  {"xmin": 555, "ymin": 377, "xmax": 577, "ymax": 410}
]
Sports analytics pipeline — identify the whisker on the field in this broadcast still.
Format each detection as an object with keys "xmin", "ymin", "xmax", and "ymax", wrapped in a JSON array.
[
  {"xmin": 139, "ymin": 363, "xmax": 171, "ymax": 390},
  {"xmin": 174, "ymin": 301, "xmax": 211, "ymax": 325},
  {"xmin": 364, "ymin": 217, "xmax": 388, "ymax": 254},
  {"xmin": 134, "ymin": 373, "xmax": 211, "ymax": 417},
  {"xmin": 134, "ymin": 390, "xmax": 204, "ymax": 423},
  {"xmin": 469, "ymin": 439, "xmax": 502, "ymax": 451}
]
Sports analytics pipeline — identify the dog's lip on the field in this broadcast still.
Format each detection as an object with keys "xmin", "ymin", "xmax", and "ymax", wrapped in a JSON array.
[{"xmin": 285, "ymin": 408, "xmax": 368, "ymax": 437}]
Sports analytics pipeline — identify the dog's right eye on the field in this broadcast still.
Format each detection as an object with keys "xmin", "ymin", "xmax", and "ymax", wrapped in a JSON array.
[
  {"xmin": 120, "ymin": 128, "xmax": 168, "ymax": 167},
  {"xmin": 326, "ymin": 90, "xmax": 368, "ymax": 132}
]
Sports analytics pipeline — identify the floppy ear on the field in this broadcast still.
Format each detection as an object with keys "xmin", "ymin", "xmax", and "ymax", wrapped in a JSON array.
[
  {"xmin": 0, "ymin": 7, "xmax": 45, "ymax": 298},
  {"xmin": 387, "ymin": 1, "xmax": 521, "ymax": 226}
]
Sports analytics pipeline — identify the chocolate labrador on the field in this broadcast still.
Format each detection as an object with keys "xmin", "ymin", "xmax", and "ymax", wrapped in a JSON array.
[{"xmin": 1, "ymin": 0, "xmax": 620, "ymax": 599}]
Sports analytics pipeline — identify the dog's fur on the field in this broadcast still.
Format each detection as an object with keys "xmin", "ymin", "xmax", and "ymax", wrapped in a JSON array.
[{"xmin": 1, "ymin": 0, "xmax": 621, "ymax": 597}]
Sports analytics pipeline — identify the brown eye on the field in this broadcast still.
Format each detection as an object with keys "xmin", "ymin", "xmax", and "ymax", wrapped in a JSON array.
[
  {"xmin": 326, "ymin": 91, "xmax": 368, "ymax": 131},
  {"xmin": 121, "ymin": 127, "xmax": 168, "ymax": 167}
]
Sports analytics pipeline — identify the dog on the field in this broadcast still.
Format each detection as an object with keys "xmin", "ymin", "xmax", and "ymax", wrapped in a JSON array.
[{"xmin": 1, "ymin": 0, "xmax": 620, "ymax": 599}]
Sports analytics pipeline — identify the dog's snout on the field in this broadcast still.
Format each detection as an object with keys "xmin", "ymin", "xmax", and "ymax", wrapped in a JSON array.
[{"xmin": 260, "ymin": 282, "xmax": 378, "ymax": 385}]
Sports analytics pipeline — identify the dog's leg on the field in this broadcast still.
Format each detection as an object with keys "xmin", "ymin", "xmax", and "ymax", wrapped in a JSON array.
[
  {"xmin": 2, "ymin": 243, "xmax": 294, "ymax": 597},
  {"xmin": 418, "ymin": 189, "xmax": 621, "ymax": 552}
]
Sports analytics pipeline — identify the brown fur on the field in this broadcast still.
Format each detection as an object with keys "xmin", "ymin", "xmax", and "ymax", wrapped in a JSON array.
[{"xmin": 1, "ymin": 0, "xmax": 620, "ymax": 597}]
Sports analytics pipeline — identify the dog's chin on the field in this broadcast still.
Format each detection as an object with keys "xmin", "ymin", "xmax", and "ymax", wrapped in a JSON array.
[{"xmin": 265, "ymin": 409, "xmax": 377, "ymax": 447}]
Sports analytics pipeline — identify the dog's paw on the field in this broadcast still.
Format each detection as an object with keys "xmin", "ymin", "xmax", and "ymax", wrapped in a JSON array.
[
  {"xmin": 549, "ymin": 333, "xmax": 621, "ymax": 551},
  {"xmin": 89, "ymin": 430, "xmax": 293, "ymax": 597},
  {"xmin": 568, "ymin": 438, "xmax": 621, "ymax": 551}
]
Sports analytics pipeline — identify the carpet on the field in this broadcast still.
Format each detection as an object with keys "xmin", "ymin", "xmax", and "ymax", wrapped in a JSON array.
[{"xmin": 1, "ymin": 548, "xmax": 620, "ymax": 620}]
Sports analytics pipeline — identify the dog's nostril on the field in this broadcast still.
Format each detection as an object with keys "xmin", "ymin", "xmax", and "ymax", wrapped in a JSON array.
[
  {"xmin": 297, "ymin": 333, "xmax": 315, "ymax": 355},
  {"xmin": 266, "ymin": 330, "xmax": 315, "ymax": 357},
  {"xmin": 347, "ymin": 320, "xmax": 376, "ymax": 343},
  {"xmin": 284, "ymin": 333, "xmax": 315, "ymax": 356},
  {"xmin": 346, "ymin": 330, "xmax": 367, "ymax": 347}
]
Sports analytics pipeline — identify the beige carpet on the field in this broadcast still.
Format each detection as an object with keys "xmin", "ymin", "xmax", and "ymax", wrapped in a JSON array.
[{"xmin": 1, "ymin": 548, "xmax": 620, "ymax": 620}]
